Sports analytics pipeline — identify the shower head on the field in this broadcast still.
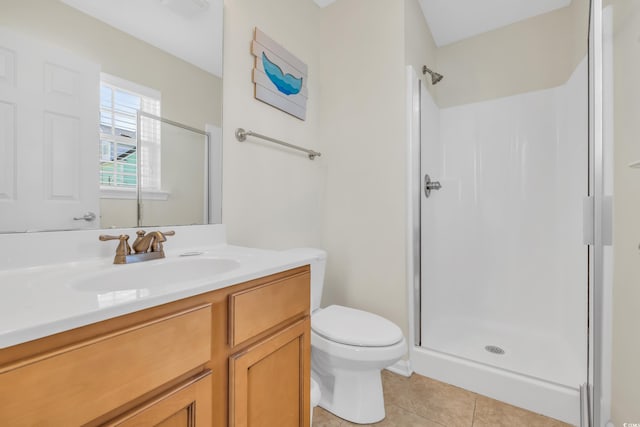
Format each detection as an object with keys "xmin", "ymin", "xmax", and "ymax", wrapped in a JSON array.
[{"xmin": 422, "ymin": 65, "xmax": 443, "ymax": 85}]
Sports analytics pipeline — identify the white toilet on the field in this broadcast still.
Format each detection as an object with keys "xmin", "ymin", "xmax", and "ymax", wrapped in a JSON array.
[{"xmin": 294, "ymin": 249, "xmax": 407, "ymax": 425}]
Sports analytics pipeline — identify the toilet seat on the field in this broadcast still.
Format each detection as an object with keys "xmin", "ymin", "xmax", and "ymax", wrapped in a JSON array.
[{"xmin": 311, "ymin": 305, "xmax": 403, "ymax": 347}]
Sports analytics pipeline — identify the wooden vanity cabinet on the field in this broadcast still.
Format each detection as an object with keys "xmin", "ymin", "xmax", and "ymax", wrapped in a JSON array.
[
  {"xmin": 228, "ymin": 272, "xmax": 311, "ymax": 427},
  {"xmin": 0, "ymin": 265, "xmax": 311, "ymax": 427}
]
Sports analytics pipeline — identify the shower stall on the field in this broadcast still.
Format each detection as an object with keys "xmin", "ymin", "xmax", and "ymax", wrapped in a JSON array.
[{"xmin": 406, "ymin": 4, "xmax": 596, "ymax": 425}]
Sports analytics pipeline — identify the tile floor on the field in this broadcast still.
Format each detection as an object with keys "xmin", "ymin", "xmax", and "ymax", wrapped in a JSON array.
[{"xmin": 312, "ymin": 370, "xmax": 572, "ymax": 427}]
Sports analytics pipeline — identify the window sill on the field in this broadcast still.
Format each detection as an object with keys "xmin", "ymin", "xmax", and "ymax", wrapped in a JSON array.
[{"xmin": 100, "ymin": 187, "xmax": 170, "ymax": 201}]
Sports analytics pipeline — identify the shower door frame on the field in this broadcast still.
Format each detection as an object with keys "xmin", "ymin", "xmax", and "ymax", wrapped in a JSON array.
[{"xmin": 588, "ymin": 0, "xmax": 611, "ymax": 425}]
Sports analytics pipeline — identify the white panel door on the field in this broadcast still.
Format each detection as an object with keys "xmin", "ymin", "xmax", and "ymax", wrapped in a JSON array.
[{"xmin": 0, "ymin": 26, "xmax": 99, "ymax": 232}]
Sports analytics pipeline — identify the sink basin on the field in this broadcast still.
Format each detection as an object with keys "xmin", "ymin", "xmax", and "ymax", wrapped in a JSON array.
[{"xmin": 70, "ymin": 257, "xmax": 240, "ymax": 293}]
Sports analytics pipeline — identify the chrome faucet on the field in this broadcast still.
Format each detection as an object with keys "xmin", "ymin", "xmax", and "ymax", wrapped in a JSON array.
[{"xmin": 100, "ymin": 230, "xmax": 175, "ymax": 264}]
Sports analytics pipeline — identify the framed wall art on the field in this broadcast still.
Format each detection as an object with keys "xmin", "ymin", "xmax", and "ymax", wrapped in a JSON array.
[{"xmin": 252, "ymin": 28, "xmax": 308, "ymax": 120}]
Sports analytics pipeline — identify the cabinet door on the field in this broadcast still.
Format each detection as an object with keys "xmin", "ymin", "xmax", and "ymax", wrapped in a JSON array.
[
  {"xmin": 229, "ymin": 317, "xmax": 310, "ymax": 427},
  {"xmin": 104, "ymin": 370, "xmax": 212, "ymax": 427}
]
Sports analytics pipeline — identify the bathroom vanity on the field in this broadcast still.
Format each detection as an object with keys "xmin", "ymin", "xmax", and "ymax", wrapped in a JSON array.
[{"xmin": 0, "ymin": 225, "xmax": 312, "ymax": 427}]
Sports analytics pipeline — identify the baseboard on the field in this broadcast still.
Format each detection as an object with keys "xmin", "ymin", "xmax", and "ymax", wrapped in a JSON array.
[{"xmin": 385, "ymin": 359, "xmax": 413, "ymax": 377}]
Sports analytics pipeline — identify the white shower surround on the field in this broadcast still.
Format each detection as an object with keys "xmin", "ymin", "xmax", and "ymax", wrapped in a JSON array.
[{"xmin": 410, "ymin": 57, "xmax": 588, "ymax": 425}]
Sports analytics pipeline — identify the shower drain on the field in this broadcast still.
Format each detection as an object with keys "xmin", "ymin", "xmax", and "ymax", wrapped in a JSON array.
[{"xmin": 484, "ymin": 345, "xmax": 505, "ymax": 355}]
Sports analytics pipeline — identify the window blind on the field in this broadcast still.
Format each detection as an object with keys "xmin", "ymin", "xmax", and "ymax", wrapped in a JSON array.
[{"xmin": 99, "ymin": 74, "xmax": 161, "ymax": 191}]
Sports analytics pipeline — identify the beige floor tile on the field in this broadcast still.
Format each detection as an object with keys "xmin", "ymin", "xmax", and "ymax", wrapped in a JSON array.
[
  {"xmin": 472, "ymin": 396, "xmax": 572, "ymax": 427},
  {"xmin": 315, "ymin": 372, "xmax": 571, "ymax": 427},
  {"xmin": 375, "ymin": 404, "xmax": 446, "ymax": 427},
  {"xmin": 383, "ymin": 371, "xmax": 476, "ymax": 427},
  {"xmin": 382, "ymin": 370, "xmax": 416, "ymax": 412},
  {"xmin": 313, "ymin": 407, "xmax": 347, "ymax": 427},
  {"xmin": 312, "ymin": 406, "xmax": 374, "ymax": 427},
  {"xmin": 313, "ymin": 403, "xmax": 443, "ymax": 427}
]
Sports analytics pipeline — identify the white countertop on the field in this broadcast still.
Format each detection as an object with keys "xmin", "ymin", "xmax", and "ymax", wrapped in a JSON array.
[{"xmin": 0, "ymin": 225, "xmax": 316, "ymax": 349}]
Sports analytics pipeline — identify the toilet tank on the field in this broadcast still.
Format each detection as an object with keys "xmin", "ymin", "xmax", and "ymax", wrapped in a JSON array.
[{"xmin": 284, "ymin": 248, "xmax": 326, "ymax": 312}]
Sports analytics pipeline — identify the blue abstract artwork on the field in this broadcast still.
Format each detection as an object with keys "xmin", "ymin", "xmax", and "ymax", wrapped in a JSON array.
[
  {"xmin": 262, "ymin": 52, "xmax": 303, "ymax": 96},
  {"xmin": 252, "ymin": 28, "xmax": 308, "ymax": 120}
]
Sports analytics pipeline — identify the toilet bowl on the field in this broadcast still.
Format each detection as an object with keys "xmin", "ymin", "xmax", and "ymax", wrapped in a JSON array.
[
  {"xmin": 311, "ymin": 305, "xmax": 406, "ymax": 424},
  {"xmin": 287, "ymin": 249, "xmax": 407, "ymax": 425}
]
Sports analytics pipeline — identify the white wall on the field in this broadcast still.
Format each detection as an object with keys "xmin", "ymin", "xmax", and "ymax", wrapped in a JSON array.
[
  {"xmin": 404, "ymin": 0, "xmax": 438, "ymax": 101},
  {"xmin": 611, "ymin": 0, "xmax": 640, "ymax": 422},
  {"xmin": 222, "ymin": 0, "xmax": 325, "ymax": 249},
  {"xmin": 222, "ymin": 0, "xmax": 416, "ymax": 341},
  {"xmin": 317, "ymin": 0, "xmax": 409, "ymax": 336},
  {"xmin": 435, "ymin": 0, "xmax": 588, "ymax": 108}
]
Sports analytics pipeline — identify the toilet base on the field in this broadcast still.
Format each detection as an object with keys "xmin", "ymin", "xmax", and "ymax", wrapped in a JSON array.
[{"xmin": 313, "ymin": 367, "xmax": 386, "ymax": 424}]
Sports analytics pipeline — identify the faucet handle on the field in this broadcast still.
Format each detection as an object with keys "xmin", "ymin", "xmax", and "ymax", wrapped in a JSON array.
[
  {"xmin": 151, "ymin": 230, "xmax": 175, "ymax": 253},
  {"xmin": 132, "ymin": 230, "xmax": 147, "ymax": 253},
  {"xmin": 99, "ymin": 234, "xmax": 132, "ymax": 264},
  {"xmin": 99, "ymin": 234, "xmax": 130, "ymax": 243}
]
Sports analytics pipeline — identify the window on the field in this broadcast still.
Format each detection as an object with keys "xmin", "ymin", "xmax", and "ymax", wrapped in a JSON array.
[{"xmin": 99, "ymin": 74, "xmax": 161, "ymax": 193}]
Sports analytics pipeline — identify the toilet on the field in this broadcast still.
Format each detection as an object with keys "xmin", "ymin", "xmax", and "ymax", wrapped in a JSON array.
[{"xmin": 292, "ymin": 248, "xmax": 407, "ymax": 425}]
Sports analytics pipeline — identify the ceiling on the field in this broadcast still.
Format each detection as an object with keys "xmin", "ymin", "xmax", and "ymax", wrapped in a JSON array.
[
  {"xmin": 60, "ymin": 0, "xmax": 223, "ymax": 77},
  {"xmin": 418, "ymin": 0, "xmax": 572, "ymax": 47}
]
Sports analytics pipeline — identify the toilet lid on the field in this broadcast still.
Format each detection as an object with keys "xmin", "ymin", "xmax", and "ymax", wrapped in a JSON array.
[{"xmin": 311, "ymin": 305, "xmax": 404, "ymax": 347}]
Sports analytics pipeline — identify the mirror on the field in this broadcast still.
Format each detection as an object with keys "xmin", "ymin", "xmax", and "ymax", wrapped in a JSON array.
[{"xmin": 0, "ymin": 0, "xmax": 223, "ymax": 232}]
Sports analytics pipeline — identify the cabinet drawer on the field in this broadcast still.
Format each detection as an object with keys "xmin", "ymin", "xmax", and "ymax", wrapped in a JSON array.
[
  {"xmin": 0, "ymin": 304, "xmax": 211, "ymax": 426},
  {"xmin": 229, "ymin": 270, "xmax": 310, "ymax": 347}
]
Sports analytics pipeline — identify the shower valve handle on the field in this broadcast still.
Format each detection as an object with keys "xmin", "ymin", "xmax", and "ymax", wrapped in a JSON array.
[{"xmin": 424, "ymin": 174, "xmax": 442, "ymax": 198}]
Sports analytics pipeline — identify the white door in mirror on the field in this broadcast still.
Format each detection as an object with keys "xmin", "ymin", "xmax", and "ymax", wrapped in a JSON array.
[{"xmin": 0, "ymin": 27, "xmax": 100, "ymax": 232}]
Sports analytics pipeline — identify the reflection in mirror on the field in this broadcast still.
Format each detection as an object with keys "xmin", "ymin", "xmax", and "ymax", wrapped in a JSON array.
[
  {"xmin": 0, "ymin": 0, "xmax": 223, "ymax": 233},
  {"xmin": 139, "ymin": 114, "xmax": 209, "ymax": 228},
  {"xmin": 100, "ymin": 113, "xmax": 210, "ymax": 228}
]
